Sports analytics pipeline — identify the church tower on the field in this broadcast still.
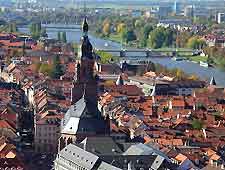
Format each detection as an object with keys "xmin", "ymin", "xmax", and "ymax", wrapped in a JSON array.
[
  {"xmin": 59, "ymin": 17, "xmax": 109, "ymax": 151},
  {"xmin": 71, "ymin": 17, "xmax": 98, "ymax": 115}
]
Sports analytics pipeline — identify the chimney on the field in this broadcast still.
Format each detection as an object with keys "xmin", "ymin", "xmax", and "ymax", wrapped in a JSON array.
[
  {"xmin": 70, "ymin": 88, "xmax": 73, "ymax": 103},
  {"xmin": 169, "ymin": 99, "xmax": 173, "ymax": 110},
  {"xmin": 177, "ymin": 113, "xmax": 180, "ymax": 120},
  {"xmin": 193, "ymin": 90, "xmax": 196, "ymax": 98},
  {"xmin": 202, "ymin": 128, "xmax": 207, "ymax": 139},
  {"xmin": 99, "ymin": 63, "xmax": 101, "ymax": 72}
]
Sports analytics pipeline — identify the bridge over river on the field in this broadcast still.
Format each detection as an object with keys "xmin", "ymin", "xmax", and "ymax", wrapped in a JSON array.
[
  {"xmin": 41, "ymin": 24, "xmax": 81, "ymax": 30},
  {"xmin": 94, "ymin": 48, "xmax": 196, "ymax": 58}
]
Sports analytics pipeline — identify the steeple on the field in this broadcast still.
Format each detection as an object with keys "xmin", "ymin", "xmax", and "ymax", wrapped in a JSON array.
[
  {"xmin": 81, "ymin": 17, "xmax": 93, "ymax": 60},
  {"xmin": 82, "ymin": 17, "xmax": 89, "ymax": 35}
]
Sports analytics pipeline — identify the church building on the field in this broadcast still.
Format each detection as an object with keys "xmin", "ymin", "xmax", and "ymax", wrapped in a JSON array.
[{"xmin": 58, "ymin": 17, "xmax": 110, "ymax": 151}]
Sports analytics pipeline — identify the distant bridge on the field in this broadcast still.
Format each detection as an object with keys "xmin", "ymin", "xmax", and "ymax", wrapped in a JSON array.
[
  {"xmin": 41, "ymin": 24, "xmax": 81, "ymax": 30},
  {"xmin": 94, "ymin": 48, "xmax": 195, "ymax": 58}
]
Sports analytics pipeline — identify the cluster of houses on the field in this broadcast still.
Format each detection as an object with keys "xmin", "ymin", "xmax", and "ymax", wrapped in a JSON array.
[
  {"xmin": 0, "ymin": 32, "xmax": 76, "ymax": 168},
  {"xmin": 97, "ymin": 70, "xmax": 225, "ymax": 169},
  {"xmin": 0, "ymin": 26, "xmax": 224, "ymax": 170}
]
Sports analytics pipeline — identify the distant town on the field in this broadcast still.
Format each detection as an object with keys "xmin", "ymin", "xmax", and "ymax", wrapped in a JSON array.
[{"xmin": 0, "ymin": 0, "xmax": 225, "ymax": 170}]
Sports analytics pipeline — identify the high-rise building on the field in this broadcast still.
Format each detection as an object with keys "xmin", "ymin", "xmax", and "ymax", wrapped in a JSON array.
[
  {"xmin": 173, "ymin": 1, "xmax": 177, "ymax": 14},
  {"xmin": 158, "ymin": 6, "xmax": 172, "ymax": 18},
  {"xmin": 217, "ymin": 13, "xmax": 225, "ymax": 24},
  {"xmin": 184, "ymin": 5, "xmax": 194, "ymax": 18}
]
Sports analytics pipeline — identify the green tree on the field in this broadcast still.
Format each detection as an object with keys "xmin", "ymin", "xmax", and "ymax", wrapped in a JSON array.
[
  {"xmin": 187, "ymin": 37, "xmax": 206, "ymax": 49},
  {"xmin": 57, "ymin": 32, "xmax": 61, "ymax": 41},
  {"xmin": 39, "ymin": 63, "xmax": 53, "ymax": 76},
  {"xmin": 103, "ymin": 22, "xmax": 111, "ymax": 37},
  {"xmin": 121, "ymin": 29, "xmax": 136, "ymax": 44},
  {"xmin": 191, "ymin": 119, "xmax": 204, "ymax": 130},
  {"xmin": 61, "ymin": 32, "xmax": 67, "ymax": 43},
  {"xmin": 117, "ymin": 23, "xmax": 126, "ymax": 34},
  {"xmin": 134, "ymin": 19, "xmax": 144, "ymax": 29},
  {"xmin": 148, "ymin": 27, "xmax": 166, "ymax": 49},
  {"xmin": 140, "ymin": 24, "xmax": 153, "ymax": 47},
  {"xmin": 96, "ymin": 51, "xmax": 116, "ymax": 64},
  {"xmin": 30, "ymin": 22, "xmax": 42, "ymax": 39},
  {"xmin": 163, "ymin": 28, "xmax": 175, "ymax": 47},
  {"xmin": 36, "ymin": 22, "xmax": 41, "ymax": 34},
  {"xmin": 176, "ymin": 31, "xmax": 192, "ymax": 48},
  {"xmin": 8, "ymin": 23, "xmax": 18, "ymax": 33},
  {"xmin": 51, "ymin": 55, "xmax": 64, "ymax": 79}
]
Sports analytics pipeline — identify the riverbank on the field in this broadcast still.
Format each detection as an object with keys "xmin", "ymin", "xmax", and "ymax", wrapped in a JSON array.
[
  {"xmin": 94, "ymin": 32, "xmax": 209, "ymax": 63},
  {"xmin": 18, "ymin": 25, "xmax": 225, "ymax": 86}
]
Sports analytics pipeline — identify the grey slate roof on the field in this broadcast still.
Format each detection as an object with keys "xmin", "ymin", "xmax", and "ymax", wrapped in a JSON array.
[
  {"xmin": 66, "ymin": 96, "xmax": 87, "ymax": 118},
  {"xmin": 123, "ymin": 143, "xmax": 170, "ymax": 162},
  {"xmin": 59, "ymin": 143, "xmax": 99, "ymax": 169},
  {"xmin": 78, "ymin": 137, "xmax": 123, "ymax": 155},
  {"xmin": 97, "ymin": 161, "xmax": 122, "ymax": 170}
]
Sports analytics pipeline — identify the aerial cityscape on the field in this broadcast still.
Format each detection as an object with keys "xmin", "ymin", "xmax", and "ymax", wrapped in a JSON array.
[{"xmin": 0, "ymin": 0, "xmax": 225, "ymax": 170}]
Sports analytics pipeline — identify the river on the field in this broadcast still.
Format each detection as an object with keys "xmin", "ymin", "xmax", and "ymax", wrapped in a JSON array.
[{"xmin": 19, "ymin": 26, "xmax": 225, "ymax": 87}]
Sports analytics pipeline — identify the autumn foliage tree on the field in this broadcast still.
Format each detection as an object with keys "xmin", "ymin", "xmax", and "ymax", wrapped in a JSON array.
[{"xmin": 102, "ymin": 19, "xmax": 111, "ymax": 37}]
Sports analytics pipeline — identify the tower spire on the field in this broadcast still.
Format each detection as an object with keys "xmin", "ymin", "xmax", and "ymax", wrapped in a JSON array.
[
  {"xmin": 82, "ymin": 0, "xmax": 88, "ymax": 36},
  {"xmin": 82, "ymin": 16, "xmax": 88, "ymax": 34}
]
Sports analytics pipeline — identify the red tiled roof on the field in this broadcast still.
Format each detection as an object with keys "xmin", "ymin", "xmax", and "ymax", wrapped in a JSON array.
[{"xmin": 0, "ymin": 120, "xmax": 16, "ymax": 132}]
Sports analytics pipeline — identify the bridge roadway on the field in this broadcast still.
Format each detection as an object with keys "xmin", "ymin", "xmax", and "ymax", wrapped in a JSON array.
[
  {"xmin": 95, "ymin": 48, "xmax": 195, "ymax": 53},
  {"xmin": 94, "ymin": 48, "xmax": 195, "ymax": 57},
  {"xmin": 41, "ymin": 24, "xmax": 81, "ymax": 30}
]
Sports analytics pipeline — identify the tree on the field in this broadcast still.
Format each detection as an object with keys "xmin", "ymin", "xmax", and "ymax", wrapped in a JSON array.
[
  {"xmin": 51, "ymin": 55, "xmax": 64, "ymax": 79},
  {"xmin": 103, "ymin": 22, "xmax": 111, "ymax": 37},
  {"xmin": 57, "ymin": 32, "xmax": 61, "ymax": 41},
  {"xmin": 61, "ymin": 32, "xmax": 67, "ymax": 43},
  {"xmin": 187, "ymin": 37, "xmax": 199, "ymax": 49},
  {"xmin": 176, "ymin": 31, "xmax": 192, "ymax": 48},
  {"xmin": 187, "ymin": 37, "xmax": 206, "ymax": 49},
  {"xmin": 29, "ymin": 22, "xmax": 43, "ymax": 39},
  {"xmin": 8, "ymin": 23, "xmax": 18, "ymax": 33},
  {"xmin": 117, "ymin": 23, "xmax": 126, "ymax": 34},
  {"xmin": 134, "ymin": 19, "xmax": 144, "ymax": 29},
  {"xmin": 121, "ymin": 29, "xmax": 136, "ymax": 44},
  {"xmin": 148, "ymin": 27, "xmax": 165, "ymax": 49},
  {"xmin": 198, "ymin": 39, "xmax": 206, "ymax": 49},
  {"xmin": 39, "ymin": 63, "xmax": 53, "ymax": 76},
  {"xmin": 36, "ymin": 22, "xmax": 42, "ymax": 34},
  {"xmin": 188, "ymin": 74, "xmax": 199, "ymax": 81},
  {"xmin": 175, "ymin": 68, "xmax": 185, "ymax": 80},
  {"xmin": 191, "ymin": 119, "xmax": 204, "ymax": 130},
  {"xmin": 140, "ymin": 24, "xmax": 153, "ymax": 47},
  {"xmin": 96, "ymin": 51, "xmax": 115, "ymax": 64},
  {"xmin": 163, "ymin": 28, "xmax": 175, "ymax": 47}
]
